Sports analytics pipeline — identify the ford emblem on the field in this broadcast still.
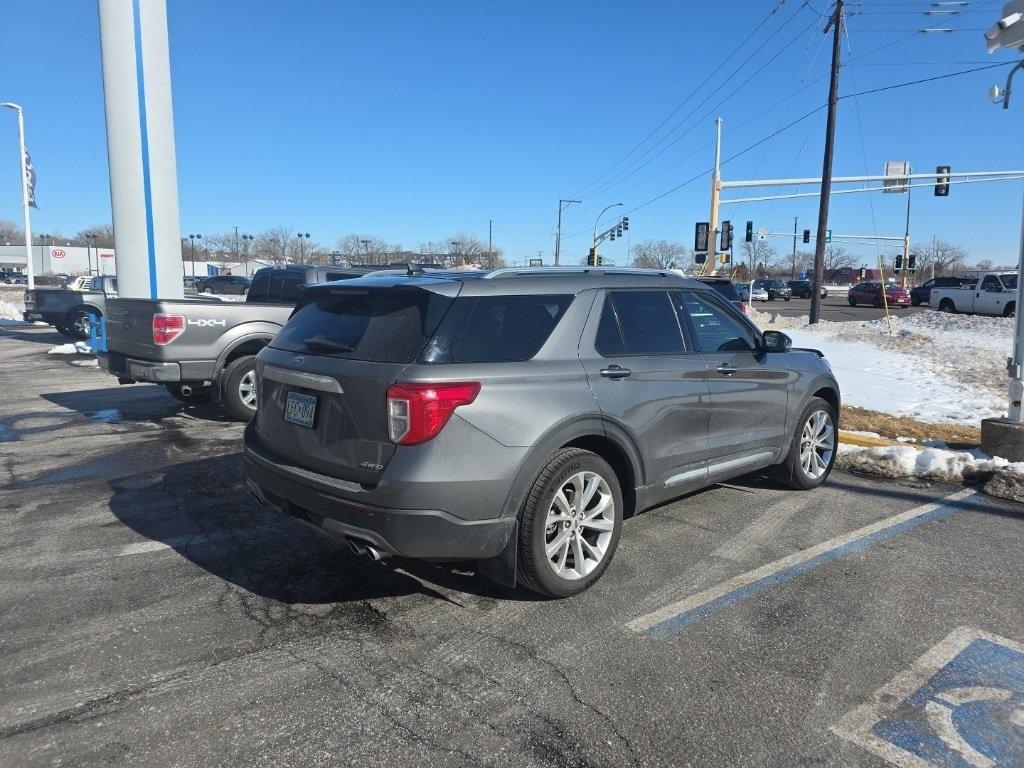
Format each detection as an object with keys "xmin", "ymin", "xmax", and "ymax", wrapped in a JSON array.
[{"xmin": 292, "ymin": 355, "xmax": 305, "ymax": 365}]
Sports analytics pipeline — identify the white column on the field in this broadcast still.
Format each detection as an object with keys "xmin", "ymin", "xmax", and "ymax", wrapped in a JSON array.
[{"xmin": 97, "ymin": 0, "xmax": 183, "ymax": 299}]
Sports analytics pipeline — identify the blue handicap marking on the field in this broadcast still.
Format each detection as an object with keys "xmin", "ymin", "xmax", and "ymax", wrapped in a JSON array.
[{"xmin": 834, "ymin": 628, "xmax": 1024, "ymax": 768}]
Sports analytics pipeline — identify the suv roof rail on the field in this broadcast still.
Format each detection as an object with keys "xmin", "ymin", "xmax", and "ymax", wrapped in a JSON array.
[{"xmin": 483, "ymin": 267, "xmax": 677, "ymax": 280}]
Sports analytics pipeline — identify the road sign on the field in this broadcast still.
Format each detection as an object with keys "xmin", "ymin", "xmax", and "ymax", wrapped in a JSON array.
[
  {"xmin": 883, "ymin": 161, "xmax": 910, "ymax": 193},
  {"xmin": 758, "ymin": 228, "xmax": 768, "ymax": 241},
  {"xmin": 528, "ymin": 258, "xmax": 543, "ymax": 267},
  {"xmin": 825, "ymin": 229, "xmax": 832, "ymax": 243}
]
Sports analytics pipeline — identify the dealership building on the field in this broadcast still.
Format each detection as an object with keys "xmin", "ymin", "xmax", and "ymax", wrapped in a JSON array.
[{"xmin": 0, "ymin": 244, "xmax": 117, "ymax": 275}]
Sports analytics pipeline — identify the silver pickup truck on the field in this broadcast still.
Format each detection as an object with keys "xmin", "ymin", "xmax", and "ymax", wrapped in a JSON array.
[
  {"xmin": 930, "ymin": 271, "xmax": 1018, "ymax": 317},
  {"xmin": 23, "ymin": 276, "xmax": 118, "ymax": 339},
  {"xmin": 97, "ymin": 265, "xmax": 369, "ymax": 419}
]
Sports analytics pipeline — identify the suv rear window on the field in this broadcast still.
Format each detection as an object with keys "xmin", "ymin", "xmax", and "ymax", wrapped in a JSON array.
[
  {"xmin": 699, "ymin": 279, "xmax": 740, "ymax": 303},
  {"xmin": 420, "ymin": 294, "xmax": 572, "ymax": 364},
  {"xmin": 272, "ymin": 287, "xmax": 453, "ymax": 364}
]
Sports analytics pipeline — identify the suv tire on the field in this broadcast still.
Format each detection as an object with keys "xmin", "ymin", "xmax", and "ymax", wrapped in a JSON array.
[
  {"xmin": 775, "ymin": 396, "xmax": 837, "ymax": 490},
  {"xmin": 517, "ymin": 448, "xmax": 623, "ymax": 598},
  {"xmin": 222, "ymin": 355, "xmax": 259, "ymax": 421}
]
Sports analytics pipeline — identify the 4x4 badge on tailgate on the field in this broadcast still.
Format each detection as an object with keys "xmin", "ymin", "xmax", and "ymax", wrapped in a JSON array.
[{"xmin": 360, "ymin": 462, "xmax": 384, "ymax": 471}]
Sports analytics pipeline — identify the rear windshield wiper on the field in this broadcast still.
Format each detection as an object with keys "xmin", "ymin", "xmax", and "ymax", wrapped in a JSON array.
[{"xmin": 303, "ymin": 336, "xmax": 354, "ymax": 353}]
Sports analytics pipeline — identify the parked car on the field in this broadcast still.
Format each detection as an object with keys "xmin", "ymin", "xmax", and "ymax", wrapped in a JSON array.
[
  {"xmin": 183, "ymin": 276, "xmax": 199, "ymax": 292},
  {"xmin": 243, "ymin": 268, "xmax": 840, "ymax": 597},
  {"xmin": 847, "ymin": 282, "xmax": 911, "ymax": 308},
  {"xmin": 22, "ymin": 275, "xmax": 118, "ymax": 339},
  {"xmin": 98, "ymin": 265, "xmax": 372, "ymax": 420},
  {"xmin": 750, "ymin": 279, "xmax": 792, "ymax": 301},
  {"xmin": 788, "ymin": 280, "xmax": 828, "ymax": 299},
  {"xmin": 930, "ymin": 272, "xmax": 1018, "ymax": 317},
  {"xmin": 695, "ymin": 276, "xmax": 748, "ymax": 314},
  {"xmin": 194, "ymin": 275, "xmax": 251, "ymax": 295},
  {"xmin": 2, "ymin": 273, "xmax": 27, "ymax": 285},
  {"xmin": 909, "ymin": 276, "xmax": 971, "ymax": 307},
  {"xmin": 737, "ymin": 282, "xmax": 770, "ymax": 302}
]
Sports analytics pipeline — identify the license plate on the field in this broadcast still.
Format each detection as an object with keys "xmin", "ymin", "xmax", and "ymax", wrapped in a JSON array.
[{"xmin": 284, "ymin": 391, "xmax": 317, "ymax": 428}]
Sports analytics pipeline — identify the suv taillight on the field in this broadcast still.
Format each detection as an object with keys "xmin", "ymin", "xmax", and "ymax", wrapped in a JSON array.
[
  {"xmin": 386, "ymin": 382, "xmax": 480, "ymax": 445},
  {"xmin": 153, "ymin": 314, "xmax": 185, "ymax": 345}
]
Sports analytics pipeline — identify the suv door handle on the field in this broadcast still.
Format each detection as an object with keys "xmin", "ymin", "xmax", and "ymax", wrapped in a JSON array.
[
  {"xmin": 600, "ymin": 365, "xmax": 632, "ymax": 380},
  {"xmin": 716, "ymin": 364, "xmax": 738, "ymax": 376}
]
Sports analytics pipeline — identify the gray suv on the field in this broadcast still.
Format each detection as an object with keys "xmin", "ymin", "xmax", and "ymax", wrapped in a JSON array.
[{"xmin": 243, "ymin": 268, "xmax": 840, "ymax": 597}]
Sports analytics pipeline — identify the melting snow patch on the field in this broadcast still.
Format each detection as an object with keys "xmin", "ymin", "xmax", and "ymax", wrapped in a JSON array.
[
  {"xmin": 48, "ymin": 341, "xmax": 92, "ymax": 355},
  {"xmin": 86, "ymin": 409, "xmax": 123, "ymax": 423}
]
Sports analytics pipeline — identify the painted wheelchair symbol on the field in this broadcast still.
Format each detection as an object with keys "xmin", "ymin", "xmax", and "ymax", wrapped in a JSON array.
[{"xmin": 834, "ymin": 628, "xmax": 1024, "ymax": 768}]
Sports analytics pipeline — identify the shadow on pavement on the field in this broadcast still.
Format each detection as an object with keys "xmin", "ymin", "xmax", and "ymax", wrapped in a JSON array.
[
  {"xmin": 42, "ymin": 386, "xmax": 234, "ymax": 423},
  {"xmin": 0, "ymin": 326, "xmax": 67, "ymax": 345},
  {"xmin": 106, "ymin": 453, "xmax": 524, "ymax": 605}
]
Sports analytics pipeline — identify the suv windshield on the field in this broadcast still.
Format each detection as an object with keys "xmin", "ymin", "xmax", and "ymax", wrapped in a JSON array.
[{"xmin": 272, "ymin": 287, "xmax": 453, "ymax": 364}]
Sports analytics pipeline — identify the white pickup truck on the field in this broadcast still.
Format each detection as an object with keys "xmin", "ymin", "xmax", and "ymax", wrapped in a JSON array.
[{"xmin": 930, "ymin": 271, "xmax": 1018, "ymax": 317}]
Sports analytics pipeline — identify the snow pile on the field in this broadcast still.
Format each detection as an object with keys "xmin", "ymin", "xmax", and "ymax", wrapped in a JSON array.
[
  {"xmin": 751, "ymin": 309, "xmax": 1011, "ymax": 425},
  {"xmin": 48, "ymin": 341, "xmax": 92, "ymax": 355},
  {"xmin": 0, "ymin": 298, "xmax": 24, "ymax": 325},
  {"xmin": 838, "ymin": 443, "xmax": 1024, "ymax": 502}
]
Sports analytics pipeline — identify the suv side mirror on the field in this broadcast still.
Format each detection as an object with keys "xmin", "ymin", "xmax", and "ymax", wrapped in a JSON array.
[{"xmin": 762, "ymin": 330, "xmax": 792, "ymax": 353}]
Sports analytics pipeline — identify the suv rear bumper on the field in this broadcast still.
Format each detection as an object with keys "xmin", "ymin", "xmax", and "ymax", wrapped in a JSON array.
[{"xmin": 243, "ymin": 421, "xmax": 514, "ymax": 560}]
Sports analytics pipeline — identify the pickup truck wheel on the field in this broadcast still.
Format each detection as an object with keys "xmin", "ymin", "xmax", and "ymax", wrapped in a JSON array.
[
  {"xmin": 165, "ymin": 383, "xmax": 214, "ymax": 404},
  {"xmin": 204, "ymin": 287, "xmax": 214, "ymax": 294},
  {"xmin": 774, "ymin": 396, "xmax": 837, "ymax": 490},
  {"xmin": 1005, "ymin": 302, "xmax": 1015, "ymax": 318},
  {"xmin": 222, "ymin": 355, "xmax": 259, "ymax": 421},
  {"xmin": 66, "ymin": 308, "xmax": 93, "ymax": 341},
  {"xmin": 939, "ymin": 298, "xmax": 956, "ymax": 314},
  {"xmin": 516, "ymin": 448, "xmax": 623, "ymax": 598}
]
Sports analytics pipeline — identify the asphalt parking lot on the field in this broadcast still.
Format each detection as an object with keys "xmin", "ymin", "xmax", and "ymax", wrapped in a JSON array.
[
  {"xmin": 3, "ymin": 324, "xmax": 1023, "ymax": 767},
  {"xmin": 755, "ymin": 292, "xmax": 931, "ymax": 323}
]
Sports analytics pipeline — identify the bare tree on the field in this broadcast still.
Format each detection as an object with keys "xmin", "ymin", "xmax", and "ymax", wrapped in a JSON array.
[
  {"xmin": 447, "ymin": 233, "xmax": 505, "ymax": 269},
  {"xmin": 631, "ymin": 239, "xmax": 690, "ymax": 270},
  {"xmin": 73, "ymin": 224, "xmax": 115, "ymax": 248},
  {"xmin": 916, "ymin": 238, "xmax": 967, "ymax": 276},
  {"xmin": 335, "ymin": 234, "xmax": 399, "ymax": 265},
  {"xmin": 0, "ymin": 218, "xmax": 23, "ymax": 244},
  {"xmin": 739, "ymin": 240, "xmax": 781, "ymax": 276},
  {"xmin": 823, "ymin": 245, "xmax": 858, "ymax": 273},
  {"xmin": 975, "ymin": 259, "xmax": 994, "ymax": 272}
]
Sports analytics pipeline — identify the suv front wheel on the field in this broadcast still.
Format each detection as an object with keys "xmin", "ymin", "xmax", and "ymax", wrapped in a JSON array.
[
  {"xmin": 517, "ymin": 448, "xmax": 623, "ymax": 598},
  {"xmin": 775, "ymin": 397, "xmax": 837, "ymax": 490}
]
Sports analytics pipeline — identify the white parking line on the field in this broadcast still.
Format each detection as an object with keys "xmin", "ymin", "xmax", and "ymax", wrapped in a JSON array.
[{"xmin": 628, "ymin": 488, "xmax": 979, "ymax": 638}]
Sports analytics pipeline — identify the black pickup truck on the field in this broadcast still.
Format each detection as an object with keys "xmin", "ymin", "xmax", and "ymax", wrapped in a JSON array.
[
  {"xmin": 98, "ymin": 265, "xmax": 369, "ymax": 420},
  {"xmin": 23, "ymin": 276, "xmax": 119, "ymax": 339}
]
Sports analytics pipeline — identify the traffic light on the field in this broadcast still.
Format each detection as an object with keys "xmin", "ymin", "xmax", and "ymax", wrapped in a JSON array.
[
  {"xmin": 859, "ymin": 267, "xmax": 866, "ymax": 279},
  {"xmin": 745, "ymin": 221, "xmax": 754, "ymax": 243},
  {"xmin": 587, "ymin": 247, "xmax": 597, "ymax": 266},
  {"xmin": 935, "ymin": 165, "xmax": 951, "ymax": 197},
  {"xmin": 694, "ymin": 252, "xmax": 707, "ymax": 265},
  {"xmin": 597, "ymin": 255, "xmax": 604, "ymax": 266},
  {"xmin": 908, "ymin": 254, "xmax": 917, "ymax": 273},
  {"xmin": 609, "ymin": 230, "xmax": 616, "ymax": 241},
  {"xmin": 621, "ymin": 216, "xmax": 629, "ymax": 231},
  {"xmin": 695, "ymin": 222, "xmax": 709, "ymax": 252},
  {"xmin": 803, "ymin": 229, "xmax": 811, "ymax": 244},
  {"xmin": 895, "ymin": 254, "xmax": 904, "ymax": 271},
  {"xmin": 720, "ymin": 220, "xmax": 733, "ymax": 251},
  {"xmin": 720, "ymin": 253, "xmax": 730, "ymax": 265}
]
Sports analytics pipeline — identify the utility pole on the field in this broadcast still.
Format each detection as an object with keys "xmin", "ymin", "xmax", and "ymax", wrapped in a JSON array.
[
  {"xmin": 810, "ymin": 0, "xmax": 843, "ymax": 325},
  {"xmin": 555, "ymin": 198, "xmax": 580, "ymax": 266},
  {"xmin": 488, "ymin": 219, "xmax": 493, "ymax": 261},
  {"xmin": 901, "ymin": 181, "xmax": 912, "ymax": 289},
  {"xmin": 791, "ymin": 216, "xmax": 798, "ymax": 278},
  {"xmin": 234, "ymin": 225, "xmax": 239, "ymax": 261}
]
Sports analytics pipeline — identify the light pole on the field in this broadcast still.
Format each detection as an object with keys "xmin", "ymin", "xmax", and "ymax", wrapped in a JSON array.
[
  {"xmin": 189, "ymin": 233, "xmax": 202, "ymax": 266},
  {"xmin": 555, "ymin": 198, "xmax": 581, "ymax": 266},
  {"xmin": 450, "ymin": 241, "xmax": 458, "ymax": 267},
  {"xmin": 1, "ymin": 102, "xmax": 34, "ymax": 289},
  {"xmin": 592, "ymin": 202, "xmax": 624, "ymax": 262},
  {"xmin": 360, "ymin": 238, "xmax": 371, "ymax": 264},
  {"xmin": 85, "ymin": 233, "xmax": 98, "ymax": 276},
  {"xmin": 296, "ymin": 232, "xmax": 310, "ymax": 264},
  {"xmin": 39, "ymin": 233, "xmax": 51, "ymax": 277},
  {"xmin": 240, "ymin": 233, "xmax": 253, "ymax": 273}
]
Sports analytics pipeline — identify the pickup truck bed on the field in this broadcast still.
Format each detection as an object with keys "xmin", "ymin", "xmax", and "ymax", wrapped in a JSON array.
[{"xmin": 23, "ymin": 276, "xmax": 119, "ymax": 339}]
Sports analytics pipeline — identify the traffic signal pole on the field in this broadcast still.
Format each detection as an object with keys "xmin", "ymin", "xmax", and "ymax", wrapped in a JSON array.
[
  {"xmin": 705, "ymin": 117, "xmax": 723, "ymax": 276},
  {"xmin": 810, "ymin": 0, "xmax": 843, "ymax": 325},
  {"xmin": 901, "ymin": 181, "xmax": 912, "ymax": 289}
]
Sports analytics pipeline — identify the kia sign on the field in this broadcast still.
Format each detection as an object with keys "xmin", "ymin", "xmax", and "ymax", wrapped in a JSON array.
[
  {"xmin": 100, "ymin": 252, "xmax": 114, "ymax": 259},
  {"xmin": 51, "ymin": 249, "xmax": 66, "ymax": 259}
]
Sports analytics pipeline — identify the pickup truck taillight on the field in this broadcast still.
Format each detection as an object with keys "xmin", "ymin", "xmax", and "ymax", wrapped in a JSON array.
[
  {"xmin": 386, "ymin": 382, "xmax": 480, "ymax": 445},
  {"xmin": 152, "ymin": 314, "xmax": 186, "ymax": 345}
]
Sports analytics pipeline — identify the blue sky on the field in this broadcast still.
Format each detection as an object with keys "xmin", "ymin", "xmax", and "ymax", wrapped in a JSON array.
[{"xmin": 0, "ymin": 0, "xmax": 1021, "ymax": 265}]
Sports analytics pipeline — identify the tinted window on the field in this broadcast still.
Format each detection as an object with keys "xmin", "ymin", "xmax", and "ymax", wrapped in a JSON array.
[
  {"xmin": 701, "ymin": 280, "xmax": 740, "ymax": 302},
  {"xmin": 982, "ymin": 275, "xmax": 1002, "ymax": 292},
  {"xmin": 1001, "ymin": 274, "xmax": 1017, "ymax": 290},
  {"xmin": 678, "ymin": 291, "xmax": 758, "ymax": 353},
  {"xmin": 273, "ymin": 287, "xmax": 453, "ymax": 364},
  {"xmin": 325, "ymin": 272, "xmax": 361, "ymax": 282},
  {"xmin": 608, "ymin": 291, "xmax": 685, "ymax": 355},
  {"xmin": 421, "ymin": 294, "xmax": 572, "ymax": 364},
  {"xmin": 594, "ymin": 298, "xmax": 625, "ymax": 357},
  {"xmin": 268, "ymin": 271, "xmax": 284, "ymax": 301},
  {"xmin": 281, "ymin": 271, "xmax": 304, "ymax": 301},
  {"xmin": 248, "ymin": 271, "xmax": 271, "ymax": 300}
]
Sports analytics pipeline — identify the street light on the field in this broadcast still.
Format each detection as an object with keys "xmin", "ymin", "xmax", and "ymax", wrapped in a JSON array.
[
  {"xmin": 1, "ymin": 102, "xmax": 34, "ymax": 289},
  {"xmin": 38, "ymin": 233, "xmax": 50, "ymax": 276},
  {"xmin": 189, "ymin": 233, "xmax": 202, "ymax": 264},
  {"xmin": 296, "ymin": 232, "xmax": 310, "ymax": 263},
  {"xmin": 84, "ymin": 232, "xmax": 98, "ymax": 275}
]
